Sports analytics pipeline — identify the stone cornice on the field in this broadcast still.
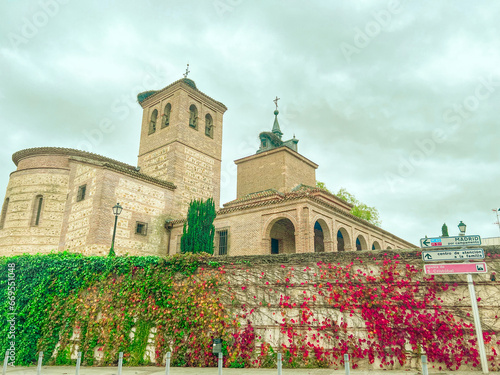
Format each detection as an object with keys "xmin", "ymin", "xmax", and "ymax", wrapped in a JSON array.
[
  {"xmin": 234, "ymin": 146, "xmax": 318, "ymax": 169},
  {"xmin": 12, "ymin": 147, "xmax": 134, "ymax": 169}
]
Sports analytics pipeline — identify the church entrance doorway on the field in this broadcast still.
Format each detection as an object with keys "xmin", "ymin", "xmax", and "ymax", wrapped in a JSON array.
[
  {"xmin": 269, "ymin": 218, "xmax": 296, "ymax": 254},
  {"xmin": 271, "ymin": 238, "xmax": 279, "ymax": 254}
]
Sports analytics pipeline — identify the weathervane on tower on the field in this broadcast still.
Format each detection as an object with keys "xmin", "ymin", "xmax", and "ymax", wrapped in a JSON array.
[{"xmin": 183, "ymin": 63, "xmax": 190, "ymax": 78}]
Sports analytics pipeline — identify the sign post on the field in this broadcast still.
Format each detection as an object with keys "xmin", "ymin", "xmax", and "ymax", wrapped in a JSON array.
[
  {"xmin": 420, "ymin": 233, "xmax": 488, "ymax": 374},
  {"xmin": 2, "ymin": 351, "xmax": 8, "ymax": 375},
  {"xmin": 467, "ymin": 273, "xmax": 488, "ymax": 373}
]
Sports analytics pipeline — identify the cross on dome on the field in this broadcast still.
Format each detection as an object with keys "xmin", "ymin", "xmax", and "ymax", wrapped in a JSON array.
[
  {"xmin": 183, "ymin": 63, "xmax": 190, "ymax": 78},
  {"xmin": 273, "ymin": 96, "xmax": 280, "ymax": 110}
]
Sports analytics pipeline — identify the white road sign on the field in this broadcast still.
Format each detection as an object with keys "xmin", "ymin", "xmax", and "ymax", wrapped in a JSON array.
[
  {"xmin": 420, "ymin": 235, "xmax": 481, "ymax": 249},
  {"xmin": 422, "ymin": 248, "xmax": 485, "ymax": 262},
  {"xmin": 424, "ymin": 262, "xmax": 487, "ymax": 275}
]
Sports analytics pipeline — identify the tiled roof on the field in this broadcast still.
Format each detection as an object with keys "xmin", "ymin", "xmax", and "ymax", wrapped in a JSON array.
[
  {"xmin": 137, "ymin": 78, "xmax": 227, "ymax": 111},
  {"xmin": 12, "ymin": 147, "xmax": 176, "ymax": 191},
  {"xmin": 291, "ymin": 184, "xmax": 354, "ymax": 208},
  {"xmin": 99, "ymin": 162, "xmax": 176, "ymax": 190},
  {"xmin": 223, "ymin": 189, "xmax": 284, "ymax": 208}
]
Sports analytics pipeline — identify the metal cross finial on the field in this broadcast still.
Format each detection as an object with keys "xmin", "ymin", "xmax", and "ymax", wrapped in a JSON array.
[
  {"xmin": 183, "ymin": 63, "xmax": 190, "ymax": 78},
  {"xmin": 273, "ymin": 96, "xmax": 280, "ymax": 110}
]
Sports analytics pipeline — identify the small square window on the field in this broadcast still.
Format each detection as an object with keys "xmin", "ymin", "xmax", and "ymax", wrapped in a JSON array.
[
  {"xmin": 77, "ymin": 185, "xmax": 86, "ymax": 202},
  {"xmin": 136, "ymin": 222, "xmax": 148, "ymax": 236}
]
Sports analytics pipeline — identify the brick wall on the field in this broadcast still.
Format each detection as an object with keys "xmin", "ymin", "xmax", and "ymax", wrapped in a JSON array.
[
  {"xmin": 235, "ymin": 147, "xmax": 317, "ymax": 198},
  {"xmin": 169, "ymin": 197, "xmax": 412, "ymax": 257}
]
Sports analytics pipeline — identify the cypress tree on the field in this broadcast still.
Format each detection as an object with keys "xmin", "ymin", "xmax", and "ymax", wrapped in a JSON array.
[{"xmin": 181, "ymin": 198, "xmax": 216, "ymax": 254}]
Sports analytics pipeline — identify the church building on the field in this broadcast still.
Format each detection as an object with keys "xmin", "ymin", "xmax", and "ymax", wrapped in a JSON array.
[{"xmin": 0, "ymin": 76, "xmax": 413, "ymax": 256}]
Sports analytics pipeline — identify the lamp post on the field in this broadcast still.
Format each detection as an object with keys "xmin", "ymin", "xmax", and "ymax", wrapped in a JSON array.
[
  {"xmin": 458, "ymin": 221, "xmax": 466, "ymax": 236},
  {"xmin": 111, "ymin": 203, "xmax": 123, "ymax": 253}
]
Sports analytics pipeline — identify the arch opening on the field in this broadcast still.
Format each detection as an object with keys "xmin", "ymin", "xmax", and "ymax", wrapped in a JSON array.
[
  {"xmin": 356, "ymin": 235, "xmax": 368, "ymax": 251},
  {"xmin": 314, "ymin": 221, "xmax": 324, "ymax": 253},
  {"xmin": 269, "ymin": 218, "xmax": 296, "ymax": 254},
  {"xmin": 205, "ymin": 114, "xmax": 214, "ymax": 138},
  {"xmin": 336, "ymin": 227, "xmax": 350, "ymax": 252},
  {"xmin": 149, "ymin": 109, "xmax": 158, "ymax": 134},
  {"xmin": 189, "ymin": 104, "xmax": 198, "ymax": 129},
  {"xmin": 31, "ymin": 195, "xmax": 43, "ymax": 226},
  {"xmin": 162, "ymin": 103, "xmax": 171, "ymax": 128},
  {"xmin": 372, "ymin": 241, "xmax": 381, "ymax": 250}
]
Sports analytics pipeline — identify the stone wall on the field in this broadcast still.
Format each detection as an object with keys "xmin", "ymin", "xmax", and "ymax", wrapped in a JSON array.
[
  {"xmin": 0, "ymin": 149, "xmax": 177, "ymax": 257},
  {"xmin": 53, "ymin": 247, "xmax": 500, "ymax": 370},
  {"xmin": 211, "ymin": 247, "xmax": 500, "ymax": 370},
  {"xmin": 0, "ymin": 166, "xmax": 69, "ymax": 255}
]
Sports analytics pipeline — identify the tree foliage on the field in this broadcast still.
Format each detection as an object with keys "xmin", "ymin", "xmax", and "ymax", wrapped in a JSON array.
[
  {"xmin": 181, "ymin": 198, "xmax": 216, "ymax": 254},
  {"xmin": 316, "ymin": 182, "xmax": 381, "ymax": 226}
]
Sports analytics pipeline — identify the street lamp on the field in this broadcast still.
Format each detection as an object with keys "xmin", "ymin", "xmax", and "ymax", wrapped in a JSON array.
[
  {"xmin": 111, "ymin": 203, "xmax": 123, "ymax": 253},
  {"xmin": 458, "ymin": 221, "xmax": 466, "ymax": 236}
]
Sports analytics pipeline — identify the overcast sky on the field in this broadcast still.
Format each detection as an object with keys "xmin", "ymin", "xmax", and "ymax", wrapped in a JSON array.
[{"xmin": 1, "ymin": 1, "xmax": 499, "ymax": 245}]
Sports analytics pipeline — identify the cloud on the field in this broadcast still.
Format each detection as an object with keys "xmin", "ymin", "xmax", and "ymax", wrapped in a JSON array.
[{"xmin": 0, "ymin": 0, "xmax": 499, "ymax": 245}]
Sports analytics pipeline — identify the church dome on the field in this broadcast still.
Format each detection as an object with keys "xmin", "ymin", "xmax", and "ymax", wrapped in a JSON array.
[{"xmin": 182, "ymin": 78, "xmax": 197, "ymax": 90}]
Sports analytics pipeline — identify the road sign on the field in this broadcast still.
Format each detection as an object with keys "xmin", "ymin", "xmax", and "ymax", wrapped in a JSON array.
[
  {"xmin": 420, "ymin": 235, "xmax": 481, "ymax": 248},
  {"xmin": 422, "ymin": 248, "xmax": 485, "ymax": 262},
  {"xmin": 424, "ymin": 262, "xmax": 487, "ymax": 275}
]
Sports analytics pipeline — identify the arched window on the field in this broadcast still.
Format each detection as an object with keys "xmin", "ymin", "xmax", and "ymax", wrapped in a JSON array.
[
  {"xmin": 189, "ymin": 105, "xmax": 198, "ymax": 129},
  {"xmin": 161, "ymin": 103, "xmax": 171, "ymax": 128},
  {"xmin": 0, "ymin": 198, "xmax": 9, "ymax": 229},
  {"xmin": 205, "ymin": 114, "xmax": 213, "ymax": 138},
  {"xmin": 149, "ymin": 109, "xmax": 158, "ymax": 135},
  {"xmin": 32, "ymin": 195, "xmax": 43, "ymax": 226}
]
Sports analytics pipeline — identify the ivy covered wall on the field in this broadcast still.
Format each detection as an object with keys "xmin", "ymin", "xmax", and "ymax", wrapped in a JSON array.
[{"xmin": 1, "ymin": 248, "xmax": 500, "ymax": 370}]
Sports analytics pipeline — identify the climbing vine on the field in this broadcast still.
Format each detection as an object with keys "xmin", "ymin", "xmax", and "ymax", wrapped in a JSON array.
[{"xmin": 0, "ymin": 250, "xmax": 499, "ymax": 370}]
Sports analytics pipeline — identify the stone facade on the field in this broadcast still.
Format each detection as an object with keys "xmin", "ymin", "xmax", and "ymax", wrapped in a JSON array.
[
  {"xmin": 0, "ymin": 77, "xmax": 415, "ymax": 256},
  {"xmin": 137, "ymin": 78, "xmax": 226, "ymax": 214},
  {"xmin": 0, "ymin": 148, "xmax": 176, "ymax": 256}
]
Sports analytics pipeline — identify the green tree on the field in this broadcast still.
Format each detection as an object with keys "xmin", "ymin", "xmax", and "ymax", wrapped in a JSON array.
[
  {"xmin": 316, "ymin": 182, "xmax": 381, "ymax": 226},
  {"xmin": 181, "ymin": 198, "xmax": 216, "ymax": 254}
]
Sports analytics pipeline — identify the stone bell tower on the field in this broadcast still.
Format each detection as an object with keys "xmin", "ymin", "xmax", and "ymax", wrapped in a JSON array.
[{"xmin": 136, "ymin": 76, "xmax": 227, "ymax": 216}]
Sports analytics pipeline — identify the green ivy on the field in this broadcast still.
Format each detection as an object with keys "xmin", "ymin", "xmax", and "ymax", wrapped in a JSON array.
[{"xmin": 0, "ymin": 252, "xmax": 209, "ymax": 365}]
